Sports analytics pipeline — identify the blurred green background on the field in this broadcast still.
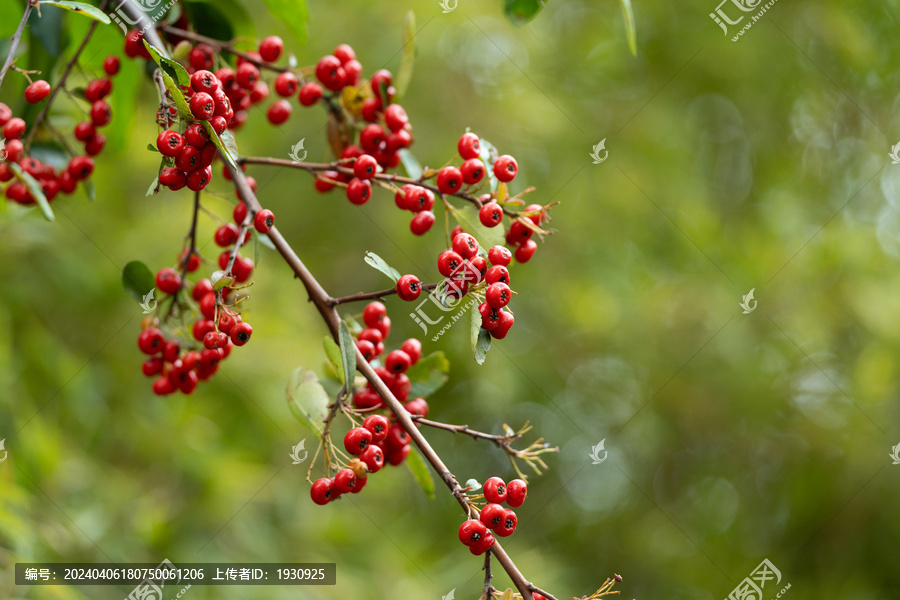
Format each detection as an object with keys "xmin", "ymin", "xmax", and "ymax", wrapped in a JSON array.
[{"xmin": 3, "ymin": 0, "xmax": 900, "ymax": 598}]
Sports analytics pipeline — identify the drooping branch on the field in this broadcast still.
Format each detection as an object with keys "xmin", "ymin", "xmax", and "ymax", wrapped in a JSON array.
[{"xmin": 0, "ymin": 0, "xmax": 35, "ymax": 91}]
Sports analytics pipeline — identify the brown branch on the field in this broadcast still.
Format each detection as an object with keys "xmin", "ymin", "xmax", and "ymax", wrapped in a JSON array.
[
  {"xmin": 159, "ymin": 26, "xmax": 288, "ymax": 74},
  {"xmin": 330, "ymin": 282, "xmax": 439, "ymax": 306},
  {"xmin": 482, "ymin": 552, "xmax": 495, "ymax": 599},
  {"xmin": 0, "ymin": 0, "xmax": 35, "ymax": 91}
]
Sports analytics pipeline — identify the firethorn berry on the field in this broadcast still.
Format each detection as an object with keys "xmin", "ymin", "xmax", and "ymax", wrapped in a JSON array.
[
  {"xmin": 469, "ymin": 257, "xmax": 488, "ymax": 281},
  {"xmin": 192, "ymin": 279, "xmax": 214, "ymax": 301},
  {"xmin": 199, "ymin": 293, "xmax": 217, "ymax": 319},
  {"xmin": 369, "ymin": 68, "xmax": 392, "ymax": 96},
  {"xmin": 233, "ymin": 257, "xmax": 255, "ymax": 282},
  {"xmin": 3, "ymin": 117, "xmax": 25, "ymax": 139},
  {"xmin": 363, "ymin": 414, "xmax": 390, "ymax": 442},
  {"xmin": 533, "ymin": 594, "xmax": 548, "ymax": 600},
  {"xmin": 410, "ymin": 210, "xmax": 435, "ymax": 236},
  {"xmin": 360, "ymin": 445, "xmax": 384, "ymax": 473},
  {"xmin": 159, "ymin": 167, "xmax": 185, "ymax": 190},
  {"xmin": 333, "ymin": 43, "xmax": 356, "ymax": 64},
  {"xmin": 490, "ymin": 310, "xmax": 515, "ymax": 339},
  {"xmin": 488, "ymin": 245, "xmax": 512, "ymax": 267},
  {"xmin": 162, "ymin": 339, "xmax": 180, "ymax": 363},
  {"xmin": 374, "ymin": 316, "xmax": 391, "ymax": 342},
  {"xmin": 506, "ymin": 220, "xmax": 533, "ymax": 246},
  {"xmin": 193, "ymin": 319, "xmax": 215, "ymax": 342},
  {"xmin": 152, "ymin": 377, "xmax": 176, "ymax": 395},
  {"xmin": 187, "ymin": 92, "xmax": 213, "ymax": 120},
  {"xmin": 480, "ymin": 202, "xmax": 504, "ymax": 228},
  {"xmin": 74, "ymin": 122, "xmax": 95, "ymax": 142},
  {"xmin": 362, "ymin": 302, "xmax": 386, "ymax": 328},
  {"xmin": 385, "ymin": 350, "xmax": 412, "ymax": 374},
  {"xmin": 480, "ymin": 503, "xmax": 506, "ymax": 530},
  {"xmin": 396, "ymin": 274, "xmax": 422, "ymax": 301},
  {"xmin": 524, "ymin": 203, "xmax": 545, "ymax": 225},
  {"xmin": 138, "ymin": 327, "xmax": 165, "ymax": 354},
  {"xmin": 406, "ymin": 186, "xmax": 434, "ymax": 212},
  {"xmin": 334, "ymin": 468, "xmax": 358, "ymax": 494},
  {"xmin": 310, "ymin": 478, "xmax": 335, "ymax": 505},
  {"xmin": 298, "ymin": 82, "xmax": 323, "ymax": 106},
  {"xmin": 175, "ymin": 146, "xmax": 200, "ymax": 173},
  {"xmin": 258, "ymin": 35, "xmax": 284, "ymax": 62},
  {"xmin": 486, "ymin": 282, "xmax": 512, "ymax": 309},
  {"xmin": 155, "ymin": 268, "xmax": 181, "ymax": 294},
  {"xmin": 204, "ymin": 331, "xmax": 228, "ymax": 349},
  {"xmin": 438, "ymin": 249, "xmax": 464, "ymax": 278},
  {"xmin": 103, "ymin": 55, "xmax": 120, "ymax": 75},
  {"xmin": 85, "ymin": 79, "xmax": 112, "ymax": 102},
  {"xmin": 358, "ymin": 328, "xmax": 384, "ymax": 347},
  {"xmin": 156, "ymin": 130, "xmax": 184, "ymax": 157},
  {"xmin": 316, "ymin": 55, "xmax": 346, "ymax": 91},
  {"xmin": 485, "ymin": 265, "xmax": 510, "ymax": 286},
  {"xmin": 436, "ymin": 166, "xmax": 463, "ymax": 194},
  {"xmin": 404, "ymin": 397, "xmax": 428, "ymax": 418},
  {"xmin": 458, "ymin": 132, "xmax": 481, "ymax": 159},
  {"xmin": 90, "ymin": 100, "xmax": 111, "ymax": 126},
  {"xmin": 359, "ymin": 124, "xmax": 386, "ymax": 153},
  {"xmin": 515, "ymin": 239, "xmax": 538, "ymax": 263},
  {"xmin": 215, "ymin": 223, "xmax": 239, "ymax": 247},
  {"xmin": 344, "ymin": 427, "xmax": 373, "ymax": 456},
  {"xmin": 460, "ymin": 158, "xmax": 485, "ymax": 185},
  {"xmin": 354, "ymin": 154, "xmax": 378, "ymax": 179},
  {"xmin": 231, "ymin": 322, "xmax": 253, "ymax": 346},
  {"xmin": 236, "ymin": 63, "xmax": 260, "ymax": 89},
  {"xmin": 386, "ymin": 129, "xmax": 412, "ymax": 153},
  {"xmin": 24, "ymin": 80, "xmax": 51, "ymax": 104},
  {"xmin": 346, "ymin": 178, "xmax": 371, "ymax": 205},
  {"xmin": 469, "ymin": 531, "xmax": 495, "ymax": 556},
  {"xmin": 505, "ymin": 479, "xmax": 527, "ymax": 507},
  {"xmin": 384, "ymin": 424, "xmax": 411, "ymax": 449},
  {"xmin": 187, "ymin": 166, "xmax": 212, "ymax": 192},
  {"xmin": 483, "ymin": 477, "xmax": 507, "ymax": 504},
  {"xmin": 458, "ymin": 519, "xmax": 488, "ymax": 546},
  {"xmin": 274, "ymin": 71, "xmax": 299, "ymax": 97},
  {"xmin": 180, "ymin": 123, "xmax": 206, "ymax": 148},
  {"xmin": 354, "ymin": 388, "xmax": 383, "ymax": 410},
  {"xmin": 142, "ymin": 357, "xmax": 163, "ymax": 377},
  {"xmin": 250, "ymin": 80, "xmax": 270, "ymax": 104},
  {"xmin": 401, "ymin": 339, "xmax": 422, "ymax": 364},
  {"xmin": 254, "ymin": 209, "xmax": 275, "ymax": 233},
  {"xmin": 452, "ymin": 233, "xmax": 479, "ymax": 259},
  {"xmin": 383, "ymin": 103, "xmax": 409, "ymax": 132},
  {"xmin": 233, "ymin": 201, "xmax": 248, "ymax": 225},
  {"xmin": 493, "ymin": 154, "xmax": 518, "ymax": 182},
  {"xmin": 494, "ymin": 509, "xmax": 517, "ymax": 537},
  {"xmin": 85, "ymin": 134, "xmax": 106, "ymax": 156}
]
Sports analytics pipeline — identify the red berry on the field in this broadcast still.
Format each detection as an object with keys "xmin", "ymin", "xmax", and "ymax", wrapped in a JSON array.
[
  {"xmin": 258, "ymin": 35, "xmax": 284, "ymax": 62},
  {"xmin": 101, "ymin": 55, "xmax": 119, "ymax": 76},
  {"xmin": 188, "ymin": 92, "xmax": 213, "ymax": 120},
  {"xmin": 3, "ymin": 117, "xmax": 25, "ymax": 139},
  {"xmin": 254, "ymin": 209, "xmax": 274, "ymax": 233},
  {"xmin": 159, "ymin": 167, "xmax": 186, "ymax": 191},
  {"xmin": 344, "ymin": 427, "xmax": 373, "ymax": 456},
  {"xmin": 85, "ymin": 133, "xmax": 106, "ymax": 156},
  {"xmin": 480, "ymin": 503, "xmax": 506, "ymax": 530},
  {"xmin": 187, "ymin": 166, "xmax": 212, "ymax": 192},
  {"xmin": 488, "ymin": 245, "xmax": 512, "ymax": 267},
  {"xmin": 400, "ymin": 339, "xmax": 422, "ymax": 364},
  {"xmin": 385, "ymin": 129, "xmax": 412, "ymax": 153},
  {"xmin": 369, "ymin": 69, "xmax": 392, "ymax": 99},
  {"xmin": 193, "ymin": 319, "xmax": 215, "ymax": 342},
  {"xmin": 231, "ymin": 321, "xmax": 253, "ymax": 346},
  {"xmin": 359, "ymin": 124, "xmax": 386, "ymax": 153},
  {"xmin": 375, "ymin": 316, "xmax": 391, "ymax": 343},
  {"xmin": 485, "ymin": 265, "xmax": 510, "ymax": 286},
  {"xmin": 486, "ymin": 282, "xmax": 512, "ymax": 309},
  {"xmin": 274, "ymin": 72, "xmax": 299, "ymax": 97},
  {"xmin": 458, "ymin": 132, "xmax": 480, "ymax": 159},
  {"xmin": 357, "ymin": 339, "xmax": 376, "ymax": 361},
  {"xmin": 452, "ymin": 233, "xmax": 479, "ymax": 260},
  {"xmin": 479, "ymin": 202, "xmax": 504, "ymax": 227},
  {"xmin": 458, "ymin": 519, "xmax": 487, "ymax": 546},
  {"xmin": 362, "ymin": 302, "xmax": 387, "ymax": 328},
  {"xmin": 363, "ymin": 415, "xmax": 390, "ymax": 443},
  {"xmin": 233, "ymin": 201, "xmax": 248, "ymax": 225},
  {"xmin": 74, "ymin": 122, "xmax": 95, "ymax": 142},
  {"xmin": 85, "ymin": 78, "xmax": 112, "ymax": 102},
  {"xmin": 437, "ymin": 250, "xmax": 464, "ymax": 278},
  {"xmin": 360, "ymin": 444, "xmax": 384, "ymax": 473},
  {"xmin": 505, "ymin": 479, "xmax": 527, "ymax": 507},
  {"xmin": 155, "ymin": 268, "xmax": 181, "ymax": 295},
  {"xmin": 236, "ymin": 62, "xmax": 260, "ymax": 89},
  {"xmin": 90, "ymin": 100, "xmax": 111, "ymax": 126},
  {"xmin": 192, "ymin": 279, "xmax": 213, "ymax": 300},
  {"xmin": 138, "ymin": 327, "xmax": 165, "ymax": 354},
  {"xmin": 494, "ymin": 509, "xmax": 517, "ymax": 537},
  {"xmin": 142, "ymin": 356, "xmax": 164, "ymax": 377},
  {"xmin": 316, "ymin": 55, "xmax": 346, "ymax": 91},
  {"xmin": 524, "ymin": 203, "xmax": 545, "ymax": 225},
  {"xmin": 346, "ymin": 178, "xmax": 371, "ymax": 205},
  {"xmin": 358, "ymin": 327, "xmax": 384, "ymax": 347},
  {"xmin": 483, "ymin": 477, "xmax": 507, "ymax": 504},
  {"xmin": 490, "ymin": 310, "xmax": 515, "ymax": 339},
  {"xmin": 298, "ymin": 81, "xmax": 322, "ymax": 106},
  {"xmin": 354, "ymin": 154, "xmax": 378, "ymax": 179},
  {"xmin": 406, "ymin": 186, "xmax": 434, "ymax": 212},
  {"xmin": 469, "ymin": 531, "xmax": 495, "ymax": 555},
  {"xmin": 385, "ymin": 350, "xmax": 411, "ymax": 374},
  {"xmin": 460, "ymin": 158, "xmax": 485, "ymax": 185},
  {"xmin": 156, "ymin": 130, "xmax": 184, "ymax": 157},
  {"xmin": 25, "ymin": 80, "xmax": 51, "ymax": 104},
  {"xmin": 152, "ymin": 376, "xmax": 176, "ymax": 395},
  {"xmin": 233, "ymin": 256, "xmax": 254, "ymax": 282},
  {"xmin": 334, "ymin": 468, "xmax": 358, "ymax": 494},
  {"xmin": 310, "ymin": 478, "xmax": 335, "ymax": 505},
  {"xmin": 383, "ymin": 103, "xmax": 408, "ymax": 132},
  {"xmin": 493, "ymin": 155, "xmax": 517, "ymax": 182},
  {"xmin": 396, "ymin": 274, "xmax": 421, "ymax": 301},
  {"xmin": 215, "ymin": 223, "xmax": 240, "ymax": 247},
  {"xmin": 191, "ymin": 70, "xmax": 219, "ymax": 94},
  {"xmin": 404, "ymin": 397, "xmax": 428, "ymax": 418},
  {"xmin": 410, "ymin": 211, "xmax": 435, "ymax": 236},
  {"xmin": 333, "ymin": 44, "xmax": 356, "ymax": 64},
  {"xmin": 514, "ymin": 239, "xmax": 537, "ymax": 263},
  {"xmin": 436, "ymin": 166, "xmax": 463, "ymax": 194},
  {"xmin": 353, "ymin": 388, "xmax": 384, "ymax": 410},
  {"xmin": 384, "ymin": 424, "xmax": 411, "ymax": 450},
  {"xmin": 123, "ymin": 30, "xmax": 148, "ymax": 59},
  {"xmin": 189, "ymin": 45, "xmax": 215, "ymax": 70}
]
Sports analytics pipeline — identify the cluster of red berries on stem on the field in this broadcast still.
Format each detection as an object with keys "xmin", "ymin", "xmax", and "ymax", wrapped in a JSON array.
[
  {"xmin": 458, "ymin": 476, "xmax": 528, "ymax": 555},
  {"xmin": 310, "ymin": 414, "xmax": 391, "ymax": 504},
  {"xmin": 1, "ymin": 55, "xmax": 120, "ymax": 206}
]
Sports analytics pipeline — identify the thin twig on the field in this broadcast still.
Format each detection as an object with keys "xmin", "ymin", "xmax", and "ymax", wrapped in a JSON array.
[
  {"xmin": 330, "ymin": 282, "xmax": 439, "ymax": 306},
  {"xmin": 0, "ymin": 0, "xmax": 35, "ymax": 91},
  {"xmin": 482, "ymin": 552, "xmax": 495, "ymax": 599}
]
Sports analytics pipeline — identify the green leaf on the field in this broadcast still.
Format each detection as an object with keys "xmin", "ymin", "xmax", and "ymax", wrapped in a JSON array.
[
  {"xmin": 145, "ymin": 177, "xmax": 160, "ymax": 197},
  {"xmin": 450, "ymin": 205, "xmax": 506, "ymax": 250},
  {"xmin": 8, "ymin": 162, "xmax": 53, "ymax": 221},
  {"xmin": 256, "ymin": 231, "xmax": 276, "ymax": 250},
  {"xmin": 122, "ymin": 261, "xmax": 155, "ymax": 303},
  {"xmin": 470, "ymin": 298, "xmax": 482, "ymax": 353},
  {"xmin": 394, "ymin": 11, "xmax": 416, "ymax": 99},
  {"xmin": 405, "ymin": 446, "xmax": 435, "ymax": 499},
  {"xmin": 220, "ymin": 129, "xmax": 239, "ymax": 160},
  {"xmin": 364, "ymin": 251, "xmax": 401, "ymax": 283},
  {"xmin": 475, "ymin": 327, "xmax": 491, "ymax": 365},
  {"xmin": 286, "ymin": 367, "xmax": 330, "ymax": 438},
  {"xmin": 147, "ymin": 144, "xmax": 159, "ymax": 153},
  {"xmin": 211, "ymin": 270, "xmax": 234, "ymax": 290},
  {"xmin": 478, "ymin": 137, "xmax": 500, "ymax": 193},
  {"xmin": 82, "ymin": 176, "xmax": 95, "ymax": 201},
  {"xmin": 323, "ymin": 336, "xmax": 344, "ymax": 384},
  {"xmin": 255, "ymin": 0, "xmax": 307, "ymax": 44},
  {"xmin": 618, "ymin": 0, "xmax": 637, "ymax": 56},
  {"xmin": 28, "ymin": 4, "xmax": 68, "ymax": 57},
  {"xmin": 143, "ymin": 42, "xmax": 192, "ymax": 120},
  {"xmin": 398, "ymin": 149, "xmax": 422, "ymax": 180},
  {"xmin": 201, "ymin": 121, "xmax": 238, "ymax": 170},
  {"xmin": 406, "ymin": 351, "xmax": 450, "ymax": 398},
  {"xmin": 464, "ymin": 478, "xmax": 482, "ymax": 492},
  {"xmin": 503, "ymin": 0, "xmax": 547, "ymax": 25},
  {"xmin": 338, "ymin": 322, "xmax": 356, "ymax": 392},
  {"xmin": 183, "ymin": 0, "xmax": 256, "ymax": 42},
  {"xmin": 39, "ymin": 0, "xmax": 110, "ymax": 23}
]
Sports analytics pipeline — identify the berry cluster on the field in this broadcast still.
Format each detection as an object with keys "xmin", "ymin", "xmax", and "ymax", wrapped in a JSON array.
[
  {"xmin": 310, "ymin": 414, "xmax": 390, "ymax": 504},
  {"xmin": 0, "ymin": 55, "xmax": 119, "ymax": 206},
  {"xmin": 458, "ymin": 477, "xmax": 528, "ymax": 555}
]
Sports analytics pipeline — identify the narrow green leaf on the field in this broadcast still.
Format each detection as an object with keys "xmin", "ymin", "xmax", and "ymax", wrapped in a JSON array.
[
  {"xmin": 256, "ymin": 0, "xmax": 308, "ymax": 44},
  {"xmin": 40, "ymin": 0, "xmax": 110, "ymax": 23},
  {"xmin": 286, "ymin": 367, "xmax": 330, "ymax": 438},
  {"xmin": 405, "ymin": 446, "xmax": 435, "ymax": 499},
  {"xmin": 618, "ymin": 0, "xmax": 637, "ymax": 56},
  {"xmin": 475, "ymin": 327, "xmax": 491, "ymax": 365},
  {"xmin": 394, "ymin": 11, "xmax": 416, "ymax": 99},
  {"xmin": 211, "ymin": 270, "xmax": 234, "ymax": 290},
  {"xmin": 201, "ymin": 121, "xmax": 238, "ymax": 170},
  {"xmin": 172, "ymin": 40, "xmax": 192, "ymax": 61},
  {"xmin": 143, "ymin": 42, "xmax": 192, "ymax": 119},
  {"xmin": 398, "ymin": 148, "xmax": 422, "ymax": 180},
  {"xmin": 338, "ymin": 322, "xmax": 356, "ymax": 392},
  {"xmin": 122, "ymin": 260, "xmax": 155, "ymax": 303},
  {"xmin": 364, "ymin": 251, "xmax": 401, "ymax": 283},
  {"xmin": 478, "ymin": 137, "xmax": 500, "ymax": 193},
  {"xmin": 8, "ymin": 162, "xmax": 53, "ymax": 221},
  {"xmin": 256, "ymin": 231, "xmax": 276, "ymax": 250},
  {"xmin": 323, "ymin": 336, "xmax": 344, "ymax": 384},
  {"xmin": 503, "ymin": 0, "xmax": 547, "ymax": 25},
  {"xmin": 145, "ymin": 177, "xmax": 160, "ymax": 197},
  {"xmin": 82, "ymin": 176, "xmax": 95, "ymax": 201},
  {"xmin": 406, "ymin": 352, "xmax": 450, "ymax": 398},
  {"xmin": 220, "ymin": 129, "xmax": 239, "ymax": 160},
  {"xmin": 470, "ymin": 299, "xmax": 482, "ymax": 355}
]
